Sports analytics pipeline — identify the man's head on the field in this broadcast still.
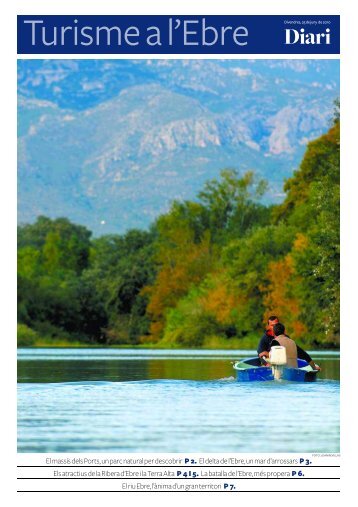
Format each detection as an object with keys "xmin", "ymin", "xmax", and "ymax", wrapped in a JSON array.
[
  {"xmin": 273, "ymin": 323, "xmax": 285, "ymax": 337},
  {"xmin": 266, "ymin": 316, "xmax": 279, "ymax": 334}
]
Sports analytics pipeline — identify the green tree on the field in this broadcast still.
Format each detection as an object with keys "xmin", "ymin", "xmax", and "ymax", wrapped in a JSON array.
[
  {"xmin": 85, "ymin": 229, "xmax": 156, "ymax": 343},
  {"xmin": 198, "ymin": 169, "xmax": 269, "ymax": 242}
]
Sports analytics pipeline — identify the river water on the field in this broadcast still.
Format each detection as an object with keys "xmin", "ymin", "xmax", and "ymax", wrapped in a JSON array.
[{"xmin": 17, "ymin": 348, "xmax": 339, "ymax": 453}]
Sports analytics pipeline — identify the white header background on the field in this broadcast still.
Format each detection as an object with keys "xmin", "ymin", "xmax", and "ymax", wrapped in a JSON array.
[{"xmin": 3, "ymin": 0, "xmax": 357, "ymax": 506}]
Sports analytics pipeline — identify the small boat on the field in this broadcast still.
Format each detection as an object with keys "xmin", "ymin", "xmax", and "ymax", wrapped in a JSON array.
[{"xmin": 233, "ymin": 357, "xmax": 318, "ymax": 382}]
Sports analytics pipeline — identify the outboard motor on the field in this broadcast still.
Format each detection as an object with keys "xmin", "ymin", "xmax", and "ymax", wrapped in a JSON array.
[{"xmin": 269, "ymin": 346, "xmax": 287, "ymax": 380}]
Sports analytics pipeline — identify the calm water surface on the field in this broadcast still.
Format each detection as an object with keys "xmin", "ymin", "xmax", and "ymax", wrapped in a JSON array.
[{"xmin": 17, "ymin": 348, "xmax": 339, "ymax": 453}]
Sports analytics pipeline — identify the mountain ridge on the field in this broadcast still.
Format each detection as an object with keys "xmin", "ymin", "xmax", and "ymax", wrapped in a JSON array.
[{"xmin": 18, "ymin": 59, "xmax": 339, "ymax": 235}]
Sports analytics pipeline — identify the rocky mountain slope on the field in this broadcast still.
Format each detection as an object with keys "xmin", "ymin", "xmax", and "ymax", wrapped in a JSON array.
[{"xmin": 18, "ymin": 59, "xmax": 339, "ymax": 234}]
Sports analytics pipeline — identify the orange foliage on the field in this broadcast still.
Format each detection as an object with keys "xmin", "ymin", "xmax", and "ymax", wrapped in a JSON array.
[
  {"xmin": 199, "ymin": 272, "xmax": 240, "ymax": 325},
  {"xmin": 293, "ymin": 233, "xmax": 308, "ymax": 252},
  {"xmin": 143, "ymin": 231, "xmax": 214, "ymax": 341},
  {"xmin": 263, "ymin": 248, "xmax": 307, "ymax": 339}
]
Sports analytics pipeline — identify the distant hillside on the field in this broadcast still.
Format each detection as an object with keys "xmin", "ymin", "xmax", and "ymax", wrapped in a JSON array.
[{"xmin": 18, "ymin": 59, "xmax": 339, "ymax": 234}]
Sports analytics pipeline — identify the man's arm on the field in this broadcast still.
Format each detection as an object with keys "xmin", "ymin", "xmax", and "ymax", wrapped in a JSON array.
[
  {"xmin": 257, "ymin": 334, "xmax": 270, "ymax": 355},
  {"xmin": 297, "ymin": 345, "xmax": 312, "ymax": 363},
  {"xmin": 297, "ymin": 345, "xmax": 320, "ymax": 370}
]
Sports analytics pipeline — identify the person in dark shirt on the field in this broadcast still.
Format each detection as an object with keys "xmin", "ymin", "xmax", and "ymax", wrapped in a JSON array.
[{"xmin": 257, "ymin": 316, "xmax": 320, "ymax": 370}]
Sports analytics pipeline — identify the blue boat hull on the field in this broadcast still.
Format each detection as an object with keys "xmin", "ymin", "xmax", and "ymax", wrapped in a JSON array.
[{"xmin": 234, "ymin": 357, "xmax": 318, "ymax": 382}]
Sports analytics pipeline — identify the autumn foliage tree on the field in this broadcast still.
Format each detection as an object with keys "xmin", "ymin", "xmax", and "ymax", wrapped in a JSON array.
[
  {"xmin": 143, "ymin": 170, "xmax": 268, "ymax": 343},
  {"xmin": 263, "ymin": 234, "xmax": 309, "ymax": 340},
  {"xmin": 143, "ymin": 205, "xmax": 215, "ymax": 341}
]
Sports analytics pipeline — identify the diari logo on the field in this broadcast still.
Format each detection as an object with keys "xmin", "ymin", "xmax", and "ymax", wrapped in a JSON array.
[{"xmin": 285, "ymin": 28, "xmax": 331, "ymax": 44}]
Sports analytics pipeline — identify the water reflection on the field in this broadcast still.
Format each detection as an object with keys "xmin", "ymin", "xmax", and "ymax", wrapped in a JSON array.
[{"xmin": 17, "ymin": 348, "xmax": 340, "ymax": 383}]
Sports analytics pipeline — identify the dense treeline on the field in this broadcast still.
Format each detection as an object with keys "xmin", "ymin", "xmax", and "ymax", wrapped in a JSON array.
[{"xmin": 18, "ymin": 119, "xmax": 339, "ymax": 348}]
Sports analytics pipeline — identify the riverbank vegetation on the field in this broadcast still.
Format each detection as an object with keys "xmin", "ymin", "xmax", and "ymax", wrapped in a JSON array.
[{"xmin": 18, "ymin": 119, "xmax": 340, "ymax": 349}]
